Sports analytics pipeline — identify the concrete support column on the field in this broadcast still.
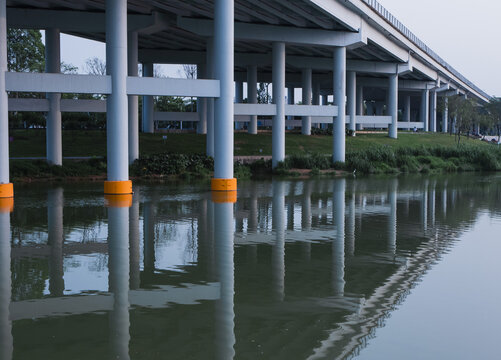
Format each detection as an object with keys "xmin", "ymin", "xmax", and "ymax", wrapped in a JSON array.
[
  {"xmin": 206, "ymin": 38, "xmax": 215, "ymax": 156},
  {"xmin": 141, "ymin": 63, "xmax": 154, "ymax": 133},
  {"xmin": 234, "ymin": 81, "xmax": 243, "ymax": 130},
  {"xmin": 388, "ymin": 74, "xmax": 398, "ymax": 139},
  {"xmin": 0, "ymin": 210, "xmax": 12, "ymax": 360},
  {"xmin": 404, "ymin": 95, "xmax": 411, "ymax": 130},
  {"xmin": 213, "ymin": 200, "xmax": 236, "ymax": 359},
  {"xmin": 197, "ymin": 64, "xmax": 208, "ymax": 134},
  {"xmin": 105, "ymin": 0, "xmax": 131, "ymax": 194},
  {"xmin": 322, "ymin": 94, "xmax": 328, "ymax": 105},
  {"xmin": 0, "ymin": 0, "xmax": 11, "ymax": 199},
  {"xmin": 301, "ymin": 68, "xmax": 312, "ymax": 135},
  {"xmin": 45, "ymin": 28, "xmax": 62, "ymax": 166},
  {"xmin": 272, "ymin": 181, "xmax": 285, "ymax": 301},
  {"xmin": 212, "ymin": 0, "xmax": 235, "ymax": 189},
  {"xmin": 430, "ymin": 90, "xmax": 437, "ymax": 132},
  {"xmin": 356, "ymin": 84, "xmax": 364, "ymax": 130},
  {"xmin": 247, "ymin": 65, "xmax": 258, "ymax": 134},
  {"xmin": 48, "ymin": 188, "xmax": 64, "ymax": 297},
  {"xmin": 442, "ymin": 97, "xmax": 448, "ymax": 133},
  {"xmin": 347, "ymin": 71, "xmax": 356, "ymax": 134},
  {"xmin": 333, "ymin": 47, "xmax": 346, "ymax": 163},
  {"xmin": 127, "ymin": 31, "xmax": 139, "ymax": 164},
  {"xmin": 107, "ymin": 203, "xmax": 130, "ymax": 360},
  {"xmin": 421, "ymin": 89, "xmax": 429, "ymax": 132},
  {"xmin": 312, "ymin": 82, "xmax": 320, "ymax": 105},
  {"xmin": 333, "ymin": 178, "xmax": 345, "ymax": 295},
  {"xmin": 272, "ymin": 42, "xmax": 286, "ymax": 168}
]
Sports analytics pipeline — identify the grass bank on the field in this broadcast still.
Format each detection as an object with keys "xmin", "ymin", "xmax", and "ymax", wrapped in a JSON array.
[{"xmin": 8, "ymin": 130, "xmax": 500, "ymax": 181}]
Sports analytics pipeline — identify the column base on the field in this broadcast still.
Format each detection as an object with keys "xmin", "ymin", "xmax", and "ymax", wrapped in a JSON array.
[
  {"xmin": 104, "ymin": 180, "xmax": 133, "ymax": 195},
  {"xmin": 211, "ymin": 178, "xmax": 237, "ymax": 191},
  {"xmin": 104, "ymin": 194, "xmax": 133, "ymax": 208},
  {"xmin": 0, "ymin": 183, "xmax": 13, "ymax": 198}
]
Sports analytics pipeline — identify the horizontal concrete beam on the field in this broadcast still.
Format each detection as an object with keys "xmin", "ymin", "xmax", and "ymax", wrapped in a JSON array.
[
  {"xmin": 351, "ymin": 115, "xmax": 392, "ymax": 124},
  {"xmin": 234, "ymin": 103, "xmax": 276, "ymax": 116},
  {"xmin": 398, "ymin": 122, "xmax": 424, "ymax": 129},
  {"xmin": 177, "ymin": 16, "xmax": 366, "ymax": 47},
  {"xmin": 7, "ymin": 8, "xmax": 168, "ymax": 33},
  {"xmin": 126, "ymin": 77, "xmax": 220, "ymax": 97},
  {"xmin": 6, "ymin": 72, "xmax": 112, "ymax": 94},
  {"xmin": 8, "ymin": 98, "xmax": 107, "ymax": 112},
  {"xmin": 285, "ymin": 104, "xmax": 338, "ymax": 117}
]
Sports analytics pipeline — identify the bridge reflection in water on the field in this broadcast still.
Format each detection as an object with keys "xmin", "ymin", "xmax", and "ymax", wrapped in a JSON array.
[{"xmin": 1, "ymin": 175, "xmax": 498, "ymax": 359}]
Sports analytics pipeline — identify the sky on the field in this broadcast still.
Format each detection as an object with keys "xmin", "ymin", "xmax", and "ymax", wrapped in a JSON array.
[{"xmin": 56, "ymin": 0, "xmax": 501, "ymax": 96}]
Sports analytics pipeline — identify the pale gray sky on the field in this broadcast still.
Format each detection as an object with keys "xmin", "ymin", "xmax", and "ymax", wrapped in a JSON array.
[
  {"xmin": 378, "ymin": 0, "xmax": 501, "ymax": 96},
  {"xmin": 57, "ymin": 0, "xmax": 501, "ymax": 96}
]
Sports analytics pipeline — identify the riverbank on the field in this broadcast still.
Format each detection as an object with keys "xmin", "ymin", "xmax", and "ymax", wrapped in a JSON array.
[{"xmin": 9, "ymin": 130, "xmax": 501, "ymax": 182}]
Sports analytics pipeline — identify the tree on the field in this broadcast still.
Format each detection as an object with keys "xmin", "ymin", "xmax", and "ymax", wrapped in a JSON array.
[
  {"xmin": 447, "ymin": 95, "xmax": 477, "ymax": 145},
  {"xmin": 257, "ymin": 83, "xmax": 271, "ymax": 104},
  {"xmin": 486, "ymin": 98, "xmax": 501, "ymax": 142},
  {"xmin": 7, "ymin": 29, "xmax": 45, "ymax": 73},
  {"xmin": 85, "ymin": 57, "xmax": 107, "ymax": 75}
]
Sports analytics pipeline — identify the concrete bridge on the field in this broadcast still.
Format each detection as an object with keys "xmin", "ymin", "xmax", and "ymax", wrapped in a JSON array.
[{"xmin": 0, "ymin": 0, "xmax": 492, "ymax": 200}]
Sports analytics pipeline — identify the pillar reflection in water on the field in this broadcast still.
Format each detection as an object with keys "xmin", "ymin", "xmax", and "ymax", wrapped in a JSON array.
[
  {"xmin": 213, "ymin": 200, "xmax": 235, "ymax": 360},
  {"xmin": 346, "ymin": 182, "xmax": 356, "ymax": 256},
  {"xmin": 442, "ymin": 181, "xmax": 448, "ymax": 216},
  {"xmin": 430, "ymin": 181, "xmax": 436, "ymax": 227},
  {"xmin": 272, "ymin": 181, "xmax": 286, "ymax": 301},
  {"xmin": 301, "ymin": 181, "xmax": 312, "ymax": 261},
  {"xmin": 48, "ymin": 187, "xmax": 65, "ymax": 297},
  {"xmin": 388, "ymin": 179, "xmax": 398, "ymax": 254},
  {"xmin": 143, "ymin": 201, "xmax": 156, "ymax": 275},
  {"xmin": 0, "ymin": 211, "xmax": 12, "ymax": 360},
  {"xmin": 332, "ymin": 178, "xmax": 346, "ymax": 296},
  {"xmin": 129, "ymin": 193, "xmax": 140, "ymax": 290},
  {"xmin": 107, "ymin": 200, "xmax": 131, "ymax": 360},
  {"xmin": 422, "ymin": 180, "xmax": 429, "ymax": 232}
]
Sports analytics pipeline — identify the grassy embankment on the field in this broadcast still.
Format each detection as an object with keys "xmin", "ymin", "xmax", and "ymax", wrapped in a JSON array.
[{"xmin": 9, "ymin": 129, "xmax": 501, "ymax": 181}]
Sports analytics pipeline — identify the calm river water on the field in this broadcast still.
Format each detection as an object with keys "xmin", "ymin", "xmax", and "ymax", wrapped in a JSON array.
[{"xmin": 1, "ymin": 174, "xmax": 500, "ymax": 359}]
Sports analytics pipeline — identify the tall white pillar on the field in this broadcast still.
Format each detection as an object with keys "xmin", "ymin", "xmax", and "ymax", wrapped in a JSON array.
[
  {"xmin": 234, "ymin": 81, "xmax": 243, "ymax": 130},
  {"xmin": 333, "ymin": 178, "xmax": 345, "ymax": 295},
  {"xmin": 107, "ymin": 203, "xmax": 130, "ymax": 360},
  {"xmin": 301, "ymin": 68, "xmax": 312, "ymax": 135},
  {"xmin": 197, "ymin": 64, "xmax": 208, "ymax": 135},
  {"xmin": 322, "ymin": 94, "xmax": 328, "ymax": 105},
  {"xmin": 333, "ymin": 47, "xmax": 346, "ymax": 163},
  {"xmin": 356, "ymin": 84, "xmax": 364, "ymax": 131},
  {"xmin": 214, "ymin": 200, "xmax": 236, "ymax": 359},
  {"xmin": 141, "ymin": 63, "xmax": 154, "ymax": 133},
  {"xmin": 388, "ymin": 74, "xmax": 398, "ymax": 139},
  {"xmin": 105, "ymin": 0, "xmax": 131, "ymax": 194},
  {"xmin": 347, "ymin": 71, "xmax": 356, "ymax": 134},
  {"xmin": 48, "ymin": 188, "xmax": 64, "ymax": 297},
  {"xmin": 0, "ymin": 0, "xmax": 11, "ymax": 197},
  {"xmin": 127, "ymin": 31, "xmax": 139, "ymax": 164},
  {"xmin": 272, "ymin": 181, "xmax": 285, "ymax": 301},
  {"xmin": 430, "ymin": 90, "xmax": 437, "ymax": 132},
  {"xmin": 442, "ymin": 97, "xmax": 449, "ymax": 133},
  {"xmin": 206, "ymin": 38, "xmax": 215, "ymax": 156},
  {"xmin": 247, "ymin": 65, "xmax": 258, "ymax": 135},
  {"xmin": 212, "ymin": 0, "xmax": 235, "ymax": 186},
  {"xmin": 421, "ymin": 89, "xmax": 429, "ymax": 132},
  {"xmin": 45, "ymin": 28, "xmax": 62, "ymax": 166},
  {"xmin": 0, "ymin": 210, "xmax": 12, "ymax": 360},
  {"xmin": 272, "ymin": 42, "xmax": 286, "ymax": 168},
  {"xmin": 404, "ymin": 94, "xmax": 411, "ymax": 130}
]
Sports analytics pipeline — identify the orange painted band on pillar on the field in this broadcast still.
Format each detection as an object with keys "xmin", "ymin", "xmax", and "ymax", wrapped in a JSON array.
[
  {"xmin": 211, "ymin": 178, "xmax": 237, "ymax": 192},
  {"xmin": 0, "ymin": 197, "xmax": 14, "ymax": 213},
  {"xmin": 104, "ymin": 180, "xmax": 133, "ymax": 195},
  {"xmin": 0, "ymin": 183, "xmax": 13, "ymax": 198},
  {"xmin": 104, "ymin": 194, "xmax": 133, "ymax": 208},
  {"xmin": 211, "ymin": 191, "xmax": 237, "ymax": 204}
]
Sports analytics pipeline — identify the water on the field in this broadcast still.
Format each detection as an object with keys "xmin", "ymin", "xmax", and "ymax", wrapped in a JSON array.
[{"xmin": 1, "ymin": 175, "xmax": 500, "ymax": 359}]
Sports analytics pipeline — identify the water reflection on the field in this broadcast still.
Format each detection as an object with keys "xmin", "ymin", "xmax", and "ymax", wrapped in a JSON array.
[{"xmin": 4, "ymin": 174, "xmax": 501, "ymax": 359}]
